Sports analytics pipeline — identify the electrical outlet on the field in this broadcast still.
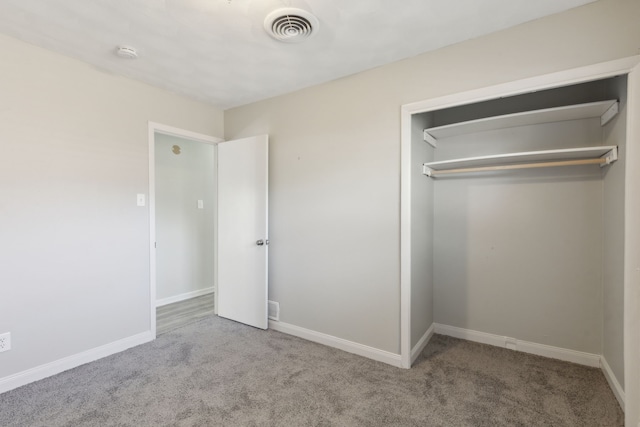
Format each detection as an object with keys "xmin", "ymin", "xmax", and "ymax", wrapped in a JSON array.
[{"xmin": 0, "ymin": 333, "xmax": 11, "ymax": 352}]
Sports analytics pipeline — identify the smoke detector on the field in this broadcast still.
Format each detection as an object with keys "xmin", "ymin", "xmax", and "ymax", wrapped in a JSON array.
[
  {"xmin": 115, "ymin": 46, "xmax": 138, "ymax": 59},
  {"xmin": 264, "ymin": 8, "xmax": 319, "ymax": 43}
]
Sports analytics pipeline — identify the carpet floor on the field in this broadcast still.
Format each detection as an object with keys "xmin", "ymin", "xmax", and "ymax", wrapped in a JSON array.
[{"xmin": 0, "ymin": 316, "xmax": 623, "ymax": 426}]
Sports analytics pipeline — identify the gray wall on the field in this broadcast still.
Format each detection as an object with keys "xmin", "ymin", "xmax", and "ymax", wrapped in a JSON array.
[
  {"xmin": 0, "ymin": 33, "xmax": 223, "ymax": 379},
  {"xmin": 224, "ymin": 0, "xmax": 640, "ymax": 354},
  {"xmin": 155, "ymin": 134, "xmax": 215, "ymax": 302},
  {"xmin": 432, "ymin": 119, "xmax": 605, "ymax": 354},
  {"xmin": 410, "ymin": 113, "xmax": 434, "ymax": 350},
  {"xmin": 226, "ymin": 84, "xmax": 402, "ymax": 353},
  {"xmin": 602, "ymin": 76, "xmax": 628, "ymax": 388}
]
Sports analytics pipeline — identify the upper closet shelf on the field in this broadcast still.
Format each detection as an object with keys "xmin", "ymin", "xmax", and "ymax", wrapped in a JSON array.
[
  {"xmin": 423, "ymin": 100, "xmax": 619, "ymax": 146},
  {"xmin": 423, "ymin": 146, "xmax": 618, "ymax": 178}
]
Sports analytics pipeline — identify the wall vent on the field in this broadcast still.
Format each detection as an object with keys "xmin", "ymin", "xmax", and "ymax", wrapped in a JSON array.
[
  {"xmin": 264, "ymin": 8, "xmax": 319, "ymax": 43},
  {"xmin": 268, "ymin": 300, "xmax": 280, "ymax": 321}
]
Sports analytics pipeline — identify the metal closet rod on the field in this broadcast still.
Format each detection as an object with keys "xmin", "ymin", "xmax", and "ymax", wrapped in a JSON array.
[{"xmin": 428, "ymin": 157, "xmax": 607, "ymax": 177}]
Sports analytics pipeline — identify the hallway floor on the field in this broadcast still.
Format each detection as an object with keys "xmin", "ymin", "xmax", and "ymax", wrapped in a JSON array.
[{"xmin": 156, "ymin": 293, "xmax": 214, "ymax": 335}]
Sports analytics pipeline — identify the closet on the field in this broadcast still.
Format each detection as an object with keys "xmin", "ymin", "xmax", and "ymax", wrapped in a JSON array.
[{"xmin": 407, "ymin": 75, "xmax": 629, "ymax": 408}]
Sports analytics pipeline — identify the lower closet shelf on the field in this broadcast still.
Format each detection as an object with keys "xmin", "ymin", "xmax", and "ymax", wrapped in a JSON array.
[{"xmin": 423, "ymin": 145, "xmax": 617, "ymax": 177}]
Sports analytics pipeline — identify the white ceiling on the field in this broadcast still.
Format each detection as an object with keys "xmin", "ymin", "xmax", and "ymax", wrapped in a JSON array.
[{"xmin": 0, "ymin": 0, "xmax": 596, "ymax": 109}]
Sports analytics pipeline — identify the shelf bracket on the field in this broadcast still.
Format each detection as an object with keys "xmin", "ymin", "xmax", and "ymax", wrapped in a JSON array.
[
  {"xmin": 601, "ymin": 146, "xmax": 618, "ymax": 167},
  {"xmin": 423, "ymin": 130, "xmax": 437, "ymax": 148},
  {"xmin": 422, "ymin": 164, "xmax": 433, "ymax": 177},
  {"xmin": 601, "ymin": 101, "xmax": 619, "ymax": 126}
]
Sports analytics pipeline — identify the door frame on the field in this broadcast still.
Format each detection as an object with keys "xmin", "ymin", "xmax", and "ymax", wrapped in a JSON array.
[
  {"xmin": 399, "ymin": 56, "xmax": 640, "ymax": 416},
  {"xmin": 148, "ymin": 122, "xmax": 223, "ymax": 338}
]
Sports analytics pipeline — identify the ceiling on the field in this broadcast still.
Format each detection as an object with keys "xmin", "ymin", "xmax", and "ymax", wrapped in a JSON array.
[{"xmin": 0, "ymin": 0, "xmax": 596, "ymax": 109}]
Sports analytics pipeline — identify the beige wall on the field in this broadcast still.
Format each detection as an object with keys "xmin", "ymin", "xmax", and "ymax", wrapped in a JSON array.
[
  {"xmin": 0, "ymin": 33, "xmax": 223, "ymax": 379},
  {"xmin": 224, "ymin": 0, "xmax": 640, "ymax": 354}
]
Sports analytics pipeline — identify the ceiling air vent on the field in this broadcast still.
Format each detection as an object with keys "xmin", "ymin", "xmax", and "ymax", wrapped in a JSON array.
[{"xmin": 264, "ymin": 8, "xmax": 319, "ymax": 43}]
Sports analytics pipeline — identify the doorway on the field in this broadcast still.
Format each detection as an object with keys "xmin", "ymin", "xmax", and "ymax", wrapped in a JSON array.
[
  {"xmin": 154, "ymin": 132, "xmax": 215, "ymax": 334},
  {"xmin": 148, "ymin": 123, "xmax": 222, "ymax": 337},
  {"xmin": 148, "ymin": 123, "xmax": 270, "ymax": 337}
]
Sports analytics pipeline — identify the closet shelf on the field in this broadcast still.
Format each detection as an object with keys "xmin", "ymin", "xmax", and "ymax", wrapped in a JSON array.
[
  {"xmin": 423, "ymin": 146, "xmax": 618, "ymax": 177},
  {"xmin": 423, "ymin": 100, "xmax": 619, "ymax": 146}
]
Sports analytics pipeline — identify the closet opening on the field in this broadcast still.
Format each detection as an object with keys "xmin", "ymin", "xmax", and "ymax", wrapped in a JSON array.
[{"xmin": 400, "ymin": 59, "xmax": 640, "ymax": 419}]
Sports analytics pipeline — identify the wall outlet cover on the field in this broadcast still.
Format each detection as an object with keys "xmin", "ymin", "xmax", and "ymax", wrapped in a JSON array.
[{"xmin": 0, "ymin": 332, "xmax": 11, "ymax": 352}]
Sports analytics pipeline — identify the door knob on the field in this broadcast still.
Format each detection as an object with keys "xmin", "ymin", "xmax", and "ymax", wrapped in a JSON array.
[{"xmin": 256, "ymin": 239, "xmax": 265, "ymax": 246}]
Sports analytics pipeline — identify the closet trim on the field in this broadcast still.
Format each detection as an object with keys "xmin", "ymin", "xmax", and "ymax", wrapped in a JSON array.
[{"xmin": 399, "ymin": 55, "xmax": 640, "ymax": 370}]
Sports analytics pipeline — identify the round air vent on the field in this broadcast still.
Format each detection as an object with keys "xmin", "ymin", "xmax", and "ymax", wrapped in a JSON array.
[{"xmin": 264, "ymin": 8, "xmax": 319, "ymax": 43}]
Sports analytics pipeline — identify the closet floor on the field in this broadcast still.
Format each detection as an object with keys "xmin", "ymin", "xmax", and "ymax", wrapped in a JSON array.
[
  {"xmin": 418, "ymin": 334, "xmax": 623, "ymax": 425},
  {"xmin": 156, "ymin": 293, "xmax": 214, "ymax": 336}
]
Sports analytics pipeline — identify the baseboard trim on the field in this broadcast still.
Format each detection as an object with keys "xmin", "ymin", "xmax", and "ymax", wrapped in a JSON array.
[
  {"xmin": 0, "ymin": 331, "xmax": 154, "ymax": 394},
  {"xmin": 433, "ymin": 324, "xmax": 601, "ymax": 367},
  {"xmin": 156, "ymin": 287, "xmax": 214, "ymax": 307},
  {"xmin": 600, "ymin": 356, "xmax": 625, "ymax": 410},
  {"xmin": 268, "ymin": 320, "xmax": 402, "ymax": 368},
  {"xmin": 411, "ymin": 323, "xmax": 435, "ymax": 364}
]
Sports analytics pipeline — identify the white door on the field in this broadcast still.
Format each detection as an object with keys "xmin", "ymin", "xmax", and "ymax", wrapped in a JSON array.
[{"xmin": 217, "ymin": 135, "xmax": 269, "ymax": 329}]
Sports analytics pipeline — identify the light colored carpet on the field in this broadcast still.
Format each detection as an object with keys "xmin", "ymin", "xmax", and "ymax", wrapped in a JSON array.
[{"xmin": 0, "ymin": 316, "xmax": 623, "ymax": 426}]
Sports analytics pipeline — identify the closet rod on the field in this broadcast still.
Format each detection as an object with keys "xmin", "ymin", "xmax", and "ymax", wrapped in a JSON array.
[{"xmin": 429, "ymin": 157, "xmax": 606, "ymax": 177}]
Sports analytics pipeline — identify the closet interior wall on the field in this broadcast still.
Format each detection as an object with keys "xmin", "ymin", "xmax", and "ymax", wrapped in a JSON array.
[
  {"xmin": 413, "ymin": 76, "xmax": 627, "ymax": 393},
  {"xmin": 410, "ymin": 113, "xmax": 435, "ymax": 350},
  {"xmin": 602, "ymin": 76, "xmax": 627, "ymax": 389}
]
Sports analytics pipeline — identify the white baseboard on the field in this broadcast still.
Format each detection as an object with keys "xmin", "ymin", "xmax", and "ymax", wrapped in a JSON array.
[
  {"xmin": 600, "ymin": 356, "xmax": 625, "ymax": 410},
  {"xmin": 156, "ymin": 287, "xmax": 214, "ymax": 307},
  {"xmin": 269, "ymin": 320, "xmax": 402, "ymax": 368},
  {"xmin": 411, "ymin": 323, "xmax": 435, "ymax": 364},
  {"xmin": 0, "ymin": 331, "xmax": 153, "ymax": 394},
  {"xmin": 434, "ymin": 323, "xmax": 601, "ymax": 367}
]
